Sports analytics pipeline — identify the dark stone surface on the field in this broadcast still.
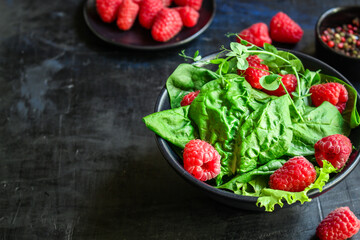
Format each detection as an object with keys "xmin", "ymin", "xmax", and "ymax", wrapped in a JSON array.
[{"xmin": 0, "ymin": 0, "xmax": 359, "ymax": 239}]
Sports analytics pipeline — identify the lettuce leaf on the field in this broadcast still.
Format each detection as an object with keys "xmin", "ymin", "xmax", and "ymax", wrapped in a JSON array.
[{"xmin": 256, "ymin": 161, "xmax": 337, "ymax": 212}]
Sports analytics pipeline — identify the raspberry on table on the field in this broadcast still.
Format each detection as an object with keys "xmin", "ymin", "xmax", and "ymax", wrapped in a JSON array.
[
  {"xmin": 316, "ymin": 207, "xmax": 360, "ymax": 240},
  {"xmin": 310, "ymin": 82, "xmax": 349, "ymax": 113},
  {"xmin": 262, "ymin": 74, "xmax": 297, "ymax": 96},
  {"xmin": 315, "ymin": 134, "xmax": 352, "ymax": 170},
  {"xmin": 183, "ymin": 139, "xmax": 221, "ymax": 181},
  {"xmin": 237, "ymin": 22, "xmax": 272, "ymax": 47},
  {"xmin": 237, "ymin": 55, "xmax": 270, "ymax": 89},
  {"xmin": 180, "ymin": 90, "xmax": 200, "ymax": 106},
  {"xmin": 175, "ymin": 6, "xmax": 199, "ymax": 28},
  {"xmin": 96, "ymin": 0, "xmax": 123, "ymax": 23},
  {"xmin": 270, "ymin": 12, "xmax": 303, "ymax": 44},
  {"xmin": 151, "ymin": 8, "xmax": 183, "ymax": 42},
  {"xmin": 269, "ymin": 156, "xmax": 316, "ymax": 192},
  {"xmin": 116, "ymin": 0, "xmax": 140, "ymax": 31},
  {"xmin": 173, "ymin": 0, "xmax": 202, "ymax": 11},
  {"xmin": 139, "ymin": 0, "xmax": 164, "ymax": 29}
]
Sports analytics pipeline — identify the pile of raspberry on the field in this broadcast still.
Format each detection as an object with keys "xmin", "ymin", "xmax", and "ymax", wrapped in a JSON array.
[
  {"xmin": 237, "ymin": 12, "xmax": 304, "ymax": 46},
  {"xmin": 96, "ymin": 0, "xmax": 202, "ymax": 42}
]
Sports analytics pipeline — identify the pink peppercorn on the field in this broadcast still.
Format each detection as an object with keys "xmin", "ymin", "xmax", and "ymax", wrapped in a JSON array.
[
  {"xmin": 321, "ymin": 35, "xmax": 328, "ymax": 42},
  {"xmin": 327, "ymin": 41, "xmax": 335, "ymax": 48}
]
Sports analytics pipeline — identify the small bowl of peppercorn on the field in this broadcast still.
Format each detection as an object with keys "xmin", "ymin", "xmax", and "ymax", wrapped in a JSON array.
[{"xmin": 315, "ymin": 6, "xmax": 360, "ymax": 82}]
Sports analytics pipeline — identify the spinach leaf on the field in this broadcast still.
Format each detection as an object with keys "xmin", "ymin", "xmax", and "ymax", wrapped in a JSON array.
[
  {"xmin": 166, "ymin": 63, "xmax": 219, "ymax": 109},
  {"xmin": 235, "ymin": 176, "xmax": 269, "ymax": 196},
  {"xmin": 143, "ymin": 106, "xmax": 197, "ymax": 148},
  {"xmin": 189, "ymin": 75, "xmax": 255, "ymax": 181},
  {"xmin": 217, "ymin": 159, "xmax": 286, "ymax": 195},
  {"xmin": 188, "ymin": 74, "xmax": 271, "ymax": 184},
  {"xmin": 287, "ymin": 101, "xmax": 350, "ymax": 156},
  {"xmin": 233, "ymin": 95, "xmax": 293, "ymax": 173}
]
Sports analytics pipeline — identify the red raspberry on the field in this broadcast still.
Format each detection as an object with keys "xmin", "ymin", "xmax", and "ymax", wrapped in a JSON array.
[
  {"xmin": 138, "ymin": 0, "xmax": 164, "ymax": 29},
  {"xmin": 173, "ymin": 0, "xmax": 202, "ymax": 11},
  {"xmin": 237, "ymin": 22, "xmax": 272, "ymax": 47},
  {"xmin": 315, "ymin": 134, "xmax": 352, "ymax": 170},
  {"xmin": 96, "ymin": 0, "xmax": 123, "ymax": 23},
  {"xmin": 151, "ymin": 8, "xmax": 183, "ymax": 42},
  {"xmin": 262, "ymin": 74, "xmax": 297, "ymax": 96},
  {"xmin": 180, "ymin": 90, "xmax": 200, "ymax": 106},
  {"xmin": 269, "ymin": 156, "xmax": 316, "ymax": 192},
  {"xmin": 270, "ymin": 12, "xmax": 303, "ymax": 43},
  {"xmin": 133, "ymin": 0, "xmax": 143, "ymax": 3},
  {"xmin": 116, "ymin": 0, "xmax": 139, "ymax": 31},
  {"xmin": 316, "ymin": 207, "xmax": 360, "ymax": 240},
  {"xmin": 183, "ymin": 139, "xmax": 221, "ymax": 181},
  {"xmin": 162, "ymin": 0, "xmax": 172, "ymax": 6},
  {"xmin": 310, "ymin": 82, "xmax": 348, "ymax": 113},
  {"xmin": 175, "ymin": 6, "xmax": 199, "ymax": 27},
  {"xmin": 237, "ymin": 55, "xmax": 270, "ymax": 89}
]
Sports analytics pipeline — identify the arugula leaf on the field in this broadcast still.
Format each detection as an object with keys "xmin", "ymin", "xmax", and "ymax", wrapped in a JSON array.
[
  {"xmin": 143, "ymin": 106, "xmax": 197, "ymax": 148},
  {"xmin": 256, "ymin": 161, "xmax": 337, "ymax": 212},
  {"xmin": 166, "ymin": 63, "xmax": 219, "ymax": 109}
]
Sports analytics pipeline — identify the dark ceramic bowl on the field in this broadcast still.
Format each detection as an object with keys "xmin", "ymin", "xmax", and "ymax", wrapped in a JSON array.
[
  {"xmin": 154, "ymin": 50, "xmax": 360, "ymax": 211},
  {"xmin": 315, "ymin": 6, "xmax": 360, "ymax": 83}
]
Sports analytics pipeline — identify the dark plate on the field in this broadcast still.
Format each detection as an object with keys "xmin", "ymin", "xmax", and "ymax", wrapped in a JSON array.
[
  {"xmin": 154, "ymin": 50, "xmax": 360, "ymax": 211},
  {"xmin": 83, "ymin": 0, "xmax": 216, "ymax": 50}
]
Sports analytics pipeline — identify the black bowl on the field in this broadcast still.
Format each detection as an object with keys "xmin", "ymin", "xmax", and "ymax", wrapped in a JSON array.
[
  {"xmin": 154, "ymin": 50, "xmax": 360, "ymax": 211},
  {"xmin": 315, "ymin": 6, "xmax": 360, "ymax": 83}
]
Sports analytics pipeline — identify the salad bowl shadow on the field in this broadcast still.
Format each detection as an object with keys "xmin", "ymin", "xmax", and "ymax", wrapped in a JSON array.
[{"xmin": 154, "ymin": 50, "xmax": 360, "ymax": 211}]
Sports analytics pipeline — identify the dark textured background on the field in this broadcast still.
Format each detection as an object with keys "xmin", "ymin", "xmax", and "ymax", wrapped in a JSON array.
[{"xmin": 1, "ymin": 0, "xmax": 360, "ymax": 239}]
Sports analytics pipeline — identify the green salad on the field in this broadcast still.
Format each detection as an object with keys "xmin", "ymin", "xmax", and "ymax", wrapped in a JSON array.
[{"xmin": 143, "ymin": 40, "xmax": 360, "ymax": 211}]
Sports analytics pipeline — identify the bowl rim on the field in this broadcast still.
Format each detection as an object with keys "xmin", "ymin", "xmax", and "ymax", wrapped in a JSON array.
[
  {"xmin": 154, "ymin": 49, "xmax": 360, "ymax": 205},
  {"xmin": 315, "ymin": 5, "xmax": 360, "ymax": 61}
]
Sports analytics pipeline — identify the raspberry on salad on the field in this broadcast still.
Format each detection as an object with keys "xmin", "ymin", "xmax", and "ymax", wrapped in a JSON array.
[
  {"xmin": 96, "ymin": 0, "xmax": 123, "ymax": 23},
  {"xmin": 316, "ymin": 207, "xmax": 360, "ymax": 240},
  {"xmin": 262, "ymin": 74, "xmax": 297, "ymax": 96},
  {"xmin": 315, "ymin": 134, "xmax": 352, "ymax": 170},
  {"xmin": 183, "ymin": 139, "xmax": 221, "ymax": 181},
  {"xmin": 180, "ymin": 90, "xmax": 200, "ymax": 106},
  {"xmin": 310, "ymin": 82, "xmax": 348, "ymax": 113},
  {"xmin": 237, "ymin": 55, "xmax": 270, "ymax": 89},
  {"xmin": 237, "ymin": 22, "xmax": 272, "ymax": 47},
  {"xmin": 269, "ymin": 156, "xmax": 316, "ymax": 192},
  {"xmin": 270, "ymin": 12, "xmax": 303, "ymax": 44}
]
